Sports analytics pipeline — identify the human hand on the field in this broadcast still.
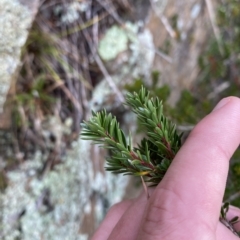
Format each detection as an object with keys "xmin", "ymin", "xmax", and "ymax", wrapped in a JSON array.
[{"xmin": 92, "ymin": 97, "xmax": 240, "ymax": 240}]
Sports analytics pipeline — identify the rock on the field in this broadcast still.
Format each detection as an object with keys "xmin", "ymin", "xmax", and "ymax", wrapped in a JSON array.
[
  {"xmin": 0, "ymin": 140, "xmax": 129, "ymax": 239},
  {"xmin": 98, "ymin": 25, "xmax": 129, "ymax": 61},
  {"xmin": 93, "ymin": 21, "xmax": 155, "ymax": 110},
  {"xmin": 0, "ymin": 0, "xmax": 39, "ymax": 127}
]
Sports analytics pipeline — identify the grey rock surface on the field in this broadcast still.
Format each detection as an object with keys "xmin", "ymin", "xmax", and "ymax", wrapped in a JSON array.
[
  {"xmin": 0, "ymin": 0, "xmax": 39, "ymax": 113},
  {"xmin": 0, "ymin": 139, "xmax": 129, "ymax": 239}
]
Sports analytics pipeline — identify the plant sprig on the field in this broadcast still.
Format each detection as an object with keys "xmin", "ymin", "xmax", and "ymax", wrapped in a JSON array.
[
  {"xmin": 81, "ymin": 86, "xmax": 240, "ymax": 236},
  {"xmin": 81, "ymin": 86, "xmax": 182, "ymax": 185}
]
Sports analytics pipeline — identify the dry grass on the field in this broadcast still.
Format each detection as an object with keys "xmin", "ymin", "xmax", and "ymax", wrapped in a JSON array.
[{"xmin": 6, "ymin": 0, "xmax": 133, "ymax": 172}]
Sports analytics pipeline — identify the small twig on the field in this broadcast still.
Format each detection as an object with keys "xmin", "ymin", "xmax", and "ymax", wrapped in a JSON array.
[
  {"xmin": 96, "ymin": 0, "xmax": 125, "ymax": 26},
  {"xmin": 144, "ymin": 45, "xmax": 172, "ymax": 63},
  {"xmin": 205, "ymin": 0, "xmax": 224, "ymax": 55},
  {"xmin": 226, "ymin": 191, "xmax": 240, "ymax": 203},
  {"xmin": 149, "ymin": 0, "xmax": 177, "ymax": 39},
  {"xmin": 77, "ymin": 15, "xmax": 125, "ymax": 103},
  {"xmin": 94, "ymin": 54, "xmax": 125, "ymax": 103},
  {"xmin": 92, "ymin": 15, "xmax": 99, "ymax": 55},
  {"xmin": 177, "ymin": 125, "xmax": 195, "ymax": 131},
  {"xmin": 119, "ymin": 0, "xmax": 133, "ymax": 11},
  {"xmin": 159, "ymin": 15, "xmax": 177, "ymax": 39},
  {"xmin": 60, "ymin": 13, "xmax": 108, "ymax": 37},
  {"xmin": 57, "ymin": 82, "xmax": 82, "ymax": 113},
  {"xmin": 207, "ymin": 81, "xmax": 230, "ymax": 99}
]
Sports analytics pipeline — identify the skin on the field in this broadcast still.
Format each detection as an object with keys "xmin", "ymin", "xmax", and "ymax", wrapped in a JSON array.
[{"xmin": 92, "ymin": 97, "xmax": 240, "ymax": 240}]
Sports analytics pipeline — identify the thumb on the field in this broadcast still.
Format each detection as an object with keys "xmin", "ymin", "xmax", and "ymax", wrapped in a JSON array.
[{"xmin": 138, "ymin": 97, "xmax": 240, "ymax": 239}]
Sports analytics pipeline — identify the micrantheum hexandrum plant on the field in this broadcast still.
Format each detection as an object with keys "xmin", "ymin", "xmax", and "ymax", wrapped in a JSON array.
[{"xmin": 81, "ymin": 86, "xmax": 240, "ymax": 237}]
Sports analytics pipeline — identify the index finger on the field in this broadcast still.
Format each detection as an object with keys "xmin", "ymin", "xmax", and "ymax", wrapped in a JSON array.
[{"xmin": 147, "ymin": 97, "xmax": 240, "ymax": 230}]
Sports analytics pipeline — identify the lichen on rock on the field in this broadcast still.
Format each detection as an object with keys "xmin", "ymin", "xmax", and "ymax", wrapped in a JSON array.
[
  {"xmin": 0, "ymin": 138, "xmax": 128, "ymax": 239},
  {"xmin": 98, "ymin": 25, "xmax": 129, "ymax": 61},
  {"xmin": 0, "ymin": 0, "xmax": 38, "ymax": 112}
]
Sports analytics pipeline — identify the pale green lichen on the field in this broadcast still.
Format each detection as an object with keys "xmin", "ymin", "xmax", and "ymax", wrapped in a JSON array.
[
  {"xmin": 92, "ymin": 22, "xmax": 154, "ymax": 110},
  {"xmin": 98, "ymin": 22, "xmax": 142, "ymax": 62},
  {"xmin": 0, "ymin": 138, "xmax": 128, "ymax": 239},
  {"xmin": 98, "ymin": 25, "xmax": 129, "ymax": 61}
]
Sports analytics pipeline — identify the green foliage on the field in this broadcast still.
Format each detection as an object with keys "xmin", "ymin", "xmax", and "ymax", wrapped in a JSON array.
[
  {"xmin": 12, "ymin": 76, "xmax": 55, "ymax": 127},
  {"xmin": 224, "ymin": 149, "xmax": 240, "ymax": 206},
  {"xmin": 166, "ymin": 0, "xmax": 240, "ymax": 209},
  {"xmin": 124, "ymin": 71, "xmax": 170, "ymax": 103},
  {"xmin": 81, "ymin": 87, "xmax": 181, "ymax": 185},
  {"xmin": 197, "ymin": 0, "xmax": 240, "ymax": 100},
  {"xmin": 16, "ymin": 77, "xmax": 54, "ymax": 105},
  {"xmin": 169, "ymin": 14, "xmax": 180, "ymax": 40},
  {"xmin": 124, "ymin": 79, "xmax": 143, "ymax": 93},
  {"xmin": 169, "ymin": 90, "xmax": 212, "ymax": 124}
]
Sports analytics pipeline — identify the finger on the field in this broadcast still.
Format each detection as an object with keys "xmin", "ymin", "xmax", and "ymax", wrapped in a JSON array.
[
  {"xmin": 92, "ymin": 200, "xmax": 133, "ymax": 240},
  {"xmin": 108, "ymin": 191, "xmax": 153, "ymax": 240},
  {"xmin": 141, "ymin": 97, "xmax": 240, "ymax": 236}
]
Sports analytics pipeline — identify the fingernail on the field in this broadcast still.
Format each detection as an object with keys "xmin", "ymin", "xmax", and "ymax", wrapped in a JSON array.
[{"xmin": 212, "ymin": 98, "xmax": 231, "ymax": 112}]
